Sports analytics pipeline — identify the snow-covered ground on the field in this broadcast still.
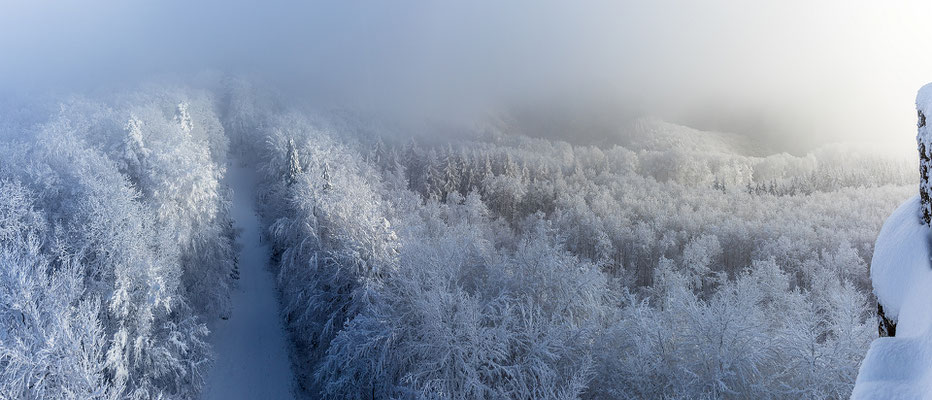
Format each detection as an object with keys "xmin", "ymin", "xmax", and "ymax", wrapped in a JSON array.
[
  {"xmin": 203, "ymin": 164, "xmax": 295, "ymax": 400},
  {"xmin": 853, "ymin": 195, "xmax": 932, "ymax": 399}
]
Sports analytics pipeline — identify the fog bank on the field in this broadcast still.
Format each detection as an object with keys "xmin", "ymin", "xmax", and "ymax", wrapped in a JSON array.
[{"xmin": 2, "ymin": 0, "xmax": 930, "ymax": 154}]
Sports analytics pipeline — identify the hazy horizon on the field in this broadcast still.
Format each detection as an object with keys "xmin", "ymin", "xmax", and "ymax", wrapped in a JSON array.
[{"xmin": 2, "ymin": 1, "xmax": 928, "ymax": 154}]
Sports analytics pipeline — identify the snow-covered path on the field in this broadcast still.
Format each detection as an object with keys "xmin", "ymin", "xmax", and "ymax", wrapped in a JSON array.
[{"xmin": 203, "ymin": 164, "xmax": 295, "ymax": 399}]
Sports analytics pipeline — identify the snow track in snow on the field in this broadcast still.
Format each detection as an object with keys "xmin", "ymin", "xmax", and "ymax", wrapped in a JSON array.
[{"xmin": 203, "ymin": 164, "xmax": 295, "ymax": 399}]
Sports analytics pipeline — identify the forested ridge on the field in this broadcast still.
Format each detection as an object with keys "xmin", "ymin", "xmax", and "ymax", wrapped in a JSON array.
[{"xmin": 0, "ymin": 81, "xmax": 914, "ymax": 399}]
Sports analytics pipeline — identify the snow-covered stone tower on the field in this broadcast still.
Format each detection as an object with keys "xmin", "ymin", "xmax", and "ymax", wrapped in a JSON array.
[{"xmin": 851, "ymin": 84, "xmax": 932, "ymax": 398}]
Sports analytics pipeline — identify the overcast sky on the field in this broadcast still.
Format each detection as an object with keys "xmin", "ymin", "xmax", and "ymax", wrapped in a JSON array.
[{"xmin": 2, "ymin": 0, "xmax": 930, "ymax": 154}]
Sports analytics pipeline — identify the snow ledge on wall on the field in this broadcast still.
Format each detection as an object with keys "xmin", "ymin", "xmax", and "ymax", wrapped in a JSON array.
[{"xmin": 853, "ymin": 195, "xmax": 932, "ymax": 399}]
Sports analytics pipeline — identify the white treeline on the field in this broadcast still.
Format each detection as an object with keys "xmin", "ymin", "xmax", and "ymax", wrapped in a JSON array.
[
  {"xmin": 0, "ymin": 80, "xmax": 913, "ymax": 399},
  {"xmin": 0, "ymin": 88, "xmax": 236, "ymax": 399},
  {"xmin": 222, "ymin": 81, "xmax": 908, "ymax": 399}
]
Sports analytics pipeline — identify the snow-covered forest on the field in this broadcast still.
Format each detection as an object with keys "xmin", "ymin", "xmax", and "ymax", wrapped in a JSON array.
[{"xmin": 0, "ymin": 79, "xmax": 914, "ymax": 399}]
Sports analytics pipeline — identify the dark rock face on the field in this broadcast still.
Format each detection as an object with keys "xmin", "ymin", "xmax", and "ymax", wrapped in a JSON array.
[
  {"xmin": 878, "ymin": 303, "xmax": 896, "ymax": 337},
  {"xmin": 920, "ymin": 110, "xmax": 931, "ymax": 225}
]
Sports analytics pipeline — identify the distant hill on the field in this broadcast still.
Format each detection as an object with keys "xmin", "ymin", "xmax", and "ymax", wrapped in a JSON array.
[{"xmin": 488, "ymin": 106, "xmax": 766, "ymax": 156}]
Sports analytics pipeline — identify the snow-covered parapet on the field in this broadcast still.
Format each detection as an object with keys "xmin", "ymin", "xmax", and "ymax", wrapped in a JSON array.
[{"xmin": 852, "ymin": 86, "xmax": 932, "ymax": 398}]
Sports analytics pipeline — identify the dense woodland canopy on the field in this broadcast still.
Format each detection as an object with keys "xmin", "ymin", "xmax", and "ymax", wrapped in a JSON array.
[{"xmin": 0, "ymin": 80, "xmax": 914, "ymax": 399}]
